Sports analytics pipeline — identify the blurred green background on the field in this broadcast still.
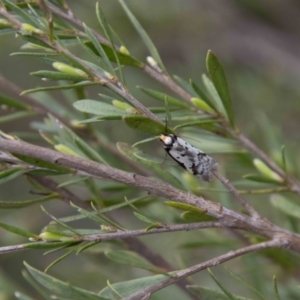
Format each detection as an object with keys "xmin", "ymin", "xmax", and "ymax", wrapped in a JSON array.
[{"xmin": 1, "ymin": 0, "xmax": 300, "ymax": 299}]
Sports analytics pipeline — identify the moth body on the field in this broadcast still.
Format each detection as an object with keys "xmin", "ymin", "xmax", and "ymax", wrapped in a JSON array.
[{"xmin": 160, "ymin": 134, "xmax": 218, "ymax": 181}]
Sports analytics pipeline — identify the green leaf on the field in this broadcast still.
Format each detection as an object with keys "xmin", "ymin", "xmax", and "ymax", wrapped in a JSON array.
[
  {"xmin": 208, "ymin": 268, "xmax": 236, "ymax": 300},
  {"xmin": 133, "ymin": 212, "xmax": 157, "ymax": 225},
  {"xmin": 190, "ymin": 79, "xmax": 217, "ymax": 112},
  {"xmin": 181, "ymin": 211, "xmax": 216, "ymax": 222},
  {"xmin": 0, "ymin": 194, "xmax": 57, "ymax": 209},
  {"xmin": 123, "ymin": 115, "xmax": 173, "ymax": 135},
  {"xmin": 105, "ymin": 250, "xmax": 167, "ymax": 274},
  {"xmin": 41, "ymin": 206, "xmax": 82, "ymax": 237},
  {"xmin": 243, "ymin": 174, "xmax": 283, "ymax": 185},
  {"xmin": 119, "ymin": 0, "xmax": 166, "ymax": 72},
  {"xmin": 4, "ymin": 0, "xmax": 40, "ymax": 27},
  {"xmin": 98, "ymin": 273, "xmax": 170, "ymax": 299},
  {"xmin": 83, "ymin": 23, "xmax": 115, "ymax": 76},
  {"xmin": 24, "ymin": 262, "xmax": 106, "ymax": 300},
  {"xmin": 117, "ymin": 142, "xmax": 183, "ymax": 188},
  {"xmin": 21, "ymin": 35, "xmax": 54, "ymax": 50},
  {"xmin": 137, "ymin": 86, "xmax": 189, "ymax": 108},
  {"xmin": 11, "ymin": 52, "xmax": 58, "ymax": 57},
  {"xmin": 225, "ymin": 267, "xmax": 266, "ymax": 300},
  {"xmin": 164, "ymin": 201, "xmax": 206, "ymax": 214},
  {"xmin": 187, "ymin": 286, "xmax": 251, "ymax": 300},
  {"xmin": 273, "ymin": 276, "xmax": 281, "ymax": 300},
  {"xmin": 30, "ymin": 70, "xmax": 87, "ymax": 81},
  {"xmin": 173, "ymin": 75, "xmax": 197, "ymax": 96},
  {"xmin": 74, "ymin": 100, "xmax": 130, "ymax": 119},
  {"xmin": 83, "ymin": 41, "xmax": 143, "ymax": 68},
  {"xmin": 13, "ymin": 154, "xmax": 73, "ymax": 174},
  {"xmin": 71, "ymin": 202, "xmax": 124, "ymax": 230},
  {"xmin": 202, "ymin": 74, "xmax": 227, "ymax": 116},
  {"xmin": 0, "ymin": 111, "xmax": 36, "ymax": 124},
  {"xmin": 0, "ymin": 221, "xmax": 38, "ymax": 238},
  {"xmin": 45, "ymin": 247, "xmax": 76, "ymax": 273},
  {"xmin": 132, "ymin": 136, "xmax": 160, "ymax": 148},
  {"xmin": 206, "ymin": 50, "xmax": 234, "ymax": 127},
  {"xmin": 173, "ymin": 119, "xmax": 221, "ymax": 130},
  {"xmin": 270, "ymin": 194, "xmax": 300, "ymax": 220},
  {"xmin": 0, "ymin": 93, "xmax": 30, "ymax": 110},
  {"xmin": 0, "ymin": 167, "xmax": 27, "ymax": 185},
  {"xmin": 21, "ymin": 82, "xmax": 98, "ymax": 95},
  {"xmin": 95, "ymin": 3, "xmax": 125, "ymax": 85},
  {"xmin": 281, "ymin": 145, "xmax": 287, "ymax": 179}
]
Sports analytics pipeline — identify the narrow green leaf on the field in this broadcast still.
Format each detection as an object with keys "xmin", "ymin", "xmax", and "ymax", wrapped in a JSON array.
[
  {"xmin": 133, "ymin": 151, "xmax": 171, "ymax": 164},
  {"xmin": 0, "ymin": 194, "xmax": 57, "ymax": 209},
  {"xmin": 0, "ymin": 111, "xmax": 36, "ymax": 124},
  {"xmin": 45, "ymin": 247, "xmax": 76, "ymax": 273},
  {"xmin": 270, "ymin": 194, "xmax": 300, "ymax": 220},
  {"xmin": 30, "ymin": 70, "xmax": 87, "ymax": 81},
  {"xmin": 119, "ymin": 0, "xmax": 166, "ymax": 72},
  {"xmin": 21, "ymin": 35, "xmax": 54, "ymax": 50},
  {"xmin": 187, "ymin": 286, "xmax": 251, "ymax": 300},
  {"xmin": 206, "ymin": 50, "xmax": 234, "ymax": 127},
  {"xmin": 98, "ymin": 273, "xmax": 170, "ymax": 299},
  {"xmin": 117, "ymin": 142, "xmax": 183, "ymax": 188},
  {"xmin": 190, "ymin": 79, "xmax": 217, "ymax": 111},
  {"xmin": 132, "ymin": 136, "xmax": 159, "ymax": 147},
  {"xmin": 76, "ymin": 241, "xmax": 99, "ymax": 254},
  {"xmin": 133, "ymin": 212, "xmax": 157, "ymax": 225},
  {"xmin": 0, "ymin": 167, "xmax": 27, "ymax": 185},
  {"xmin": 123, "ymin": 115, "xmax": 173, "ymax": 135},
  {"xmin": 181, "ymin": 211, "xmax": 217, "ymax": 222},
  {"xmin": 273, "ymin": 276, "xmax": 281, "ymax": 300},
  {"xmin": 173, "ymin": 75, "xmax": 197, "ymax": 96},
  {"xmin": 21, "ymin": 82, "xmax": 98, "ymax": 95},
  {"xmin": 164, "ymin": 201, "xmax": 206, "ymax": 214},
  {"xmin": 243, "ymin": 174, "xmax": 283, "ymax": 185},
  {"xmin": 4, "ymin": 0, "xmax": 39, "ymax": 27},
  {"xmin": 13, "ymin": 154, "xmax": 73, "ymax": 173},
  {"xmin": 96, "ymin": 3, "xmax": 125, "ymax": 85},
  {"xmin": 105, "ymin": 250, "xmax": 167, "ymax": 274},
  {"xmin": 83, "ymin": 41, "xmax": 143, "ymax": 67},
  {"xmin": 202, "ymin": 74, "xmax": 227, "ymax": 116},
  {"xmin": 71, "ymin": 202, "xmax": 124, "ymax": 230},
  {"xmin": 173, "ymin": 119, "xmax": 221, "ymax": 130},
  {"xmin": 208, "ymin": 268, "xmax": 236, "ymax": 300},
  {"xmin": 225, "ymin": 267, "xmax": 266, "ymax": 300},
  {"xmin": 11, "ymin": 52, "xmax": 59, "ymax": 57},
  {"xmin": 137, "ymin": 86, "xmax": 189, "ymax": 108},
  {"xmin": 0, "ymin": 93, "xmax": 30, "ymax": 110},
  {"xmin": 281, "ymin": 145, "xmax": 287, "ymax": 179},
  {"xmin": 74, "ymin": 99, "xmax": 130, "ymax": 118},
  {"xmin": 41, "ymin": 206, "xmax": 82, "ymax": 236},
  {"xmin": 24, "ymin": 262, "xmax": 106, "ymax": 300},
  {"xmin": 22, "ymin": 269, "xmax": 54, "ymax": 300},
  {"xmin": 0, "ymin": 221, "xmax": 38, "ymax": 238},
  {"xmin": 83, "ymin": 23, "xmax": 115, "ymax": 76}
]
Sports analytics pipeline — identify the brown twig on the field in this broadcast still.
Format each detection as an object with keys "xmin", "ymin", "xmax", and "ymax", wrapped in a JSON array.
[{"xmin": 123, "ymin": 238, "xmax": 285, "ymax": 300}]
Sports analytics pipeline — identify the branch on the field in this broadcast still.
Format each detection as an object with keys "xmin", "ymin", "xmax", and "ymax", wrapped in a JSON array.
[
  {"xmin": 1, "ymin": 138, "xmax": 300, "ymax": 252},
  {"xmin": 78, "ymin": 222, "xmax": 223, "ymax": 242},
  {"xmin": 213, "ymin": 170, "xmax": 261, "ymax": 219},
  {"xmin": 123, "ymin": 238, "xmax": 285, "ymax": 300}
]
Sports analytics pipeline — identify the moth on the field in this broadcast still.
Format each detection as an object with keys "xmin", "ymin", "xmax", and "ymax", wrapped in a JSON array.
[{"xmin": 159, "ymin": 134, "xmax": 218, "ymax": 181}]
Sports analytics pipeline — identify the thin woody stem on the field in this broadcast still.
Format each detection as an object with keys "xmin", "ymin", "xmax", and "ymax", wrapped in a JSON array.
[
  {"xmin": 123, "ymin": 238, "xmax": 285, "ymax": 300},
  {"xmin": 213, "ymin": 170, "xmax": 261, "ymax": 219}
]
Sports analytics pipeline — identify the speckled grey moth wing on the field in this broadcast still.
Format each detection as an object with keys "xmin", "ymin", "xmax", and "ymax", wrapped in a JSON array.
[{"xmin": 159, "ymin": 134, "xmax": 218, "ymax": 181}]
